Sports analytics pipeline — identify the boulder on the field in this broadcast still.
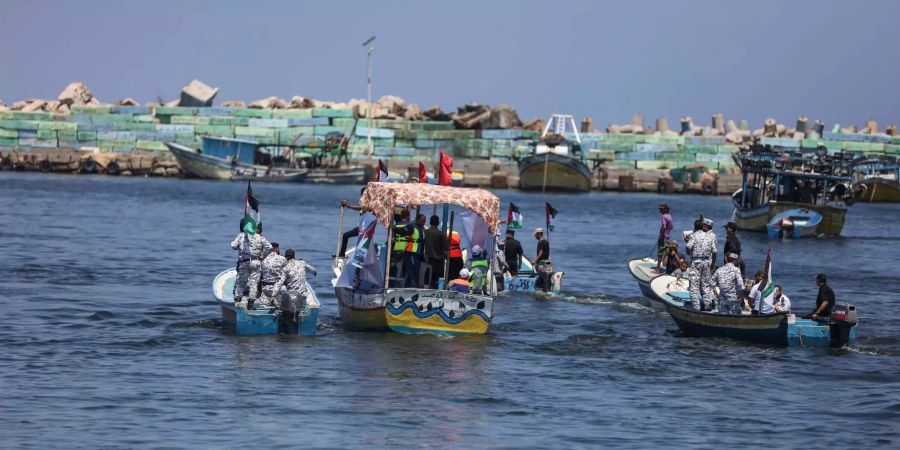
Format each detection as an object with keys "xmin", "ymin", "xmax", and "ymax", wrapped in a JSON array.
[
  {"xmin": 403, "ymin": 103, "xmax": 423, "ymax": 121},
  {"xmin": 58, "ymin": 82, "xmax": 93, "ymax": 106},
  {"xmin": 45, "ymin": 100, "xmax": 61, "ymax": 112},
  {"xmin": 57, "ymin": 104, "xmax": 70, "ymax": 114},
  {"xmin": 377, "ymin": 95, "xmax": 405, "ymax": 110},
  {"xmin": 249, "ymin": 96, "xmax": 288, "ymax": 109},
  {"xmin": 221, "ymin": 100, "xmax": 246, "ymax": 108},
  {"xmin": 180, "ymin": 79, "xmax": 218, "ymax": 107},
  {"xmin": 486, "ymin": 104, "xmax": 523, "ymax": 129},
  {"xmin": 11, "ymin": 100, "xmax": 27, "ymax": 110},
  {"xmin": 0, "ymin": 101, "xmax": 7, "ymax": 111},
  {"xmin": 116, "ymin": 98, "xmax": 139, "ymax": 106},
  {"xmin": 290, "ymin": 96, "xmax": 315, "ymax": 109},
  {"xmin": 164, "ymin": 99, "xmax": 180, "ymax": 107},
  {"xmin": 22, "ymin": 100, "xmax": 47, "ymax": 112},
  {"xmin": 423, "ymin": 105, "xmax": 450, "ymax": 121}
]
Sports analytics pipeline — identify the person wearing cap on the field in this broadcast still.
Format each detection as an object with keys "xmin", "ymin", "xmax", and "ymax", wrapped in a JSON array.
[
  {"xmin": 503, "ymin": 229, "xmax": 524, "ymax": 277},
  {"xmin": 684, "ymin": 217, "xmax": 717, "ymax": 310},
  {"xmin": 448, "ymin": 268, "xmax": 471, "ymax": 293},
  {"xmin": 723, "ymin": 221, "xmax": 745, "ymax": 277},
  {"xmin": 712, "ymin": 253, "xmax": 745, "ymax": 314},
  {"xmin": 655, "ymin": 203, "xmax": 674, "ymax": 273},
  {"xmin": 809, "ymin": 274, "xmax": 835, "ymax": 320},
  {"xmin": 259, "ymin": 242, "xmax": 287, "ymax": 307},
  {"xmin": 280, "ymin": 248, "xmax": 317, "ymax": 299},
  {"xmin": 532, "ymin": 228, "xmax": 551, "ymax": 291},
  {"xmin": 402, "ymin": 213, "xmax": 426, "ymax": 288},
  {"xmin": 661, "ymin": 240, "xmax": 683, "ymax": 275},
  {"xmin": 467, "ymin": 245, "xmax": 490, "ymax": 294},
  {"xmin": 230, "ymin": 218, "xmax": 272, "ymax": 303},
  {"xmin": 390, "ymin": 209, "xmax": 413, "ymax": 283}
]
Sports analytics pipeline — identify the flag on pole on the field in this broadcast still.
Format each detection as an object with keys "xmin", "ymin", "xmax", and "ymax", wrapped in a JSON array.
[
  {"xmin": 438, "ymin": 151, "xmax": 453, "ymax": 186},
  {"xmin": 350, "ymin": 212, "xmax": 378, "ymax": 269},
  {"xmin": 758, "ymin": 249, "xmax": 776, "ymax": 307},
  {"xmin": 418, "ymin": 161, "xmax": 427, "ymax": 183},
  {"xmin": 507, "ymin": 203, "xmax": 523, "ymax": 230},
  {"xmin": 545, "ymin": 202, "xmax": 558, "ymax": 232},
  {"xmin": 376, "ymin": 159, "xmax": 388, "ymax": 182},
  {"xmin": 243, "ymin": 180, "xmax": 260, "ymax": 234}
]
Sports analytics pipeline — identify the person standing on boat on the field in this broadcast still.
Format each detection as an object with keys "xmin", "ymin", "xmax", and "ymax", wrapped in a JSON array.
[
  {"xmin": 447, "ymin": 229, "xmax": 464, "ymax": 281},
  {"xmin": 391, "ymin": 209, "xmax": 413, "ymax": 283},
  {"xmin": 532, "ymin": 228, "xmax": 551, "ymax": 291},
  {"xmin": 723, "ymin": 222, "xmax": 746, "ymax": 277},
  {"xmin": 712, "ymin": 253, "xmax": 744, "ymax": 314},
  {"xmin": 503, "ymin": 229, "xmax": 524, "ymax": 277},
  {"xmin": 338, "ymin": 187, "xmax": 367, "ymax": 258},
  {"xmin": 401, "ymin": 213, "xmax": 427, "ymax": 288},
  {"xmin": 281, "ymin": 249, "xmax": 317, "ymax": 299},
  {"xmin": 809, "ymin": 273, "xmax": 835, "ymax": 320},
  {"xmin": 655, "ymin": 203, "xmax": 674, "ymax": 273},
  {"xmin": 685, "ymin": 218, "xmax": 716, "ymax": 310},
  {"xmin": 259, "ymin": 243, "xmax": 287, "ymax": 307},
  {"xmin": 423, "ymin": 215, "xmax": 446, "ymax": 289},
  {"xmin": 230, "ymin": 219, "xmax": 272, "ymax": 304},
  {"xmin": 467, "ymin": 245, "xmax": 490, "ymax": 295}
]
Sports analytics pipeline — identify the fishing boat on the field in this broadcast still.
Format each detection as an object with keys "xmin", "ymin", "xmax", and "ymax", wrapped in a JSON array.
[
  {"xmin": 518, "ymin": 114, "xmax": 593, "ymax": 192},
  {"xmin": 662, "ymin": 300, "xmax": 859, "ymax": 348},
  {"xmin": 166, "ymin": 136, "xmax": 309, "ymax": 182},
  {"xmin": 627, "ymin": 257, "xmax": 660, "ymax": 300},
  {"xmin": 503, "ymin": 258, "xmax": 564, "ymax": 295},
  {"xmin": 647, "ymin": 274, "xmax": 691, "ymax": 311},
  {"xmin": 334, "ymin": 182, "xmax": 500, "ymax": 335},
  {"xmin": 853, "ymin": 157, "xmax": 900, "ymax": 202},
  {"xmin": 731, "ymin": 144, "xmax": 858, "ymax": 236},
  {"xmin": 212, "ymin": 268, "xmax": 320, "ymax": 336},
  {"xmin": 766, "ymin": 208, "xmax": 823, "ymax": 239}
]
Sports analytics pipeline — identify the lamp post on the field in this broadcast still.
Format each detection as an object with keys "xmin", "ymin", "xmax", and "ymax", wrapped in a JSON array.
[{"xmin": 362, "ymin": 36, "xmax": 376, "ymax": 156}]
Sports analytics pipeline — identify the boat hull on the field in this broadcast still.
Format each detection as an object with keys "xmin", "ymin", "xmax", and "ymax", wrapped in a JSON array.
[
  {"xmin": 665, "ymin": 303, "xmax": 789, "ymax": 345},
  {"xmin": 860, "ymin": 178, "xmax": 900, "ymax": 202},
  {"xmin": 384, "ymin": 288, "xmax": 493, "ymax": 335},
  {"xmin": 503, "ymin": 271, "xmax": 563, "ymax": 295},
  {"xmin": 518, "ymin": 153, "xmax": 592, "ymax": 192},
  {"xmin": 212, "ymin": 269, "xmax": 319, "ymax": 336},
  {"xmin": 305, "ymin": 167, "xmax": 368, "ymax": 185},
  {"xmin": 166, "ymin": 142, "xmax": 308, "ymax": 182},
  {"xmin": 627, "ymin": 258, "xmax": 659, "ymax": 301},
  {"xmin": 766, "ymin": 208, "xmax": 823, "ymax": 239},
  {"xmin": 733, "ymin": 201, "xmax": 846, "ymax": 235},
  {"xmin": 335, "ymin": 287, "xmax": 388, "ymax": 331}
]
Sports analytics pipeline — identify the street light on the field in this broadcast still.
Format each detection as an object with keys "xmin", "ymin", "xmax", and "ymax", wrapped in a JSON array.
[{"xmin": 362, "ymin": 36, "xmax": 376, "ymax": 156}]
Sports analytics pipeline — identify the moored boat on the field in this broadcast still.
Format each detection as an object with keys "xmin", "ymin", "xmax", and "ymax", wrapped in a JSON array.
[
  {"xmin": 212, "ymin": 268, "xmax": 320, "ymax": 336},
  {"xmin": 766, "ymin": 208, "xmax": 823, "ymax": 239},
  {"xmin": 167, "ymin": 136, "xmax": 308, "ymax": 182},
  {"xmin": 518, "ymin": 114, "xmax": 593, "ymax": 192},
  {"xmin": 853, "ymin": 157, "xmax": 900, "ymax": 202}
]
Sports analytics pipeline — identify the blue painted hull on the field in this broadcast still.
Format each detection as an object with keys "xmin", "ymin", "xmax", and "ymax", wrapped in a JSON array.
[
  {"xmin": 504, "ymin": 273, "xmax": 562, "ymax": 295},
  {"xmin": 212, "ymin": 269, "xmax": 319, "ymax": 336},
  {"xmin": 766, "ymin": 208, "xmax": 823, "ymax": 239}
]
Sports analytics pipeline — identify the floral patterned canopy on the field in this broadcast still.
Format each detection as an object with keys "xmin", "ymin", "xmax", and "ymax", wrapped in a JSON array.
[{"xmin": 360, "ymin": 182, "xmax": 501, "ymax": 232}]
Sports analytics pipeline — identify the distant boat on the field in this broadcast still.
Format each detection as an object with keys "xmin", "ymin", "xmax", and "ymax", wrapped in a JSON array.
[
  {"xmin": 731, "ymin": 144, "xmax": 858, "ymax": 235},
  {"xmin": 166, "ymin": 136, "xmax": 308, "ymax": 182},
  {"xmin": 503, "ymin": 258, "xmax": 563, "ymax": 295},
  {"xmin": 212, "ymin": 268, "xmax": 320, "ymax": 336},
  {"xmin": 853, "ymin": 157, "xmax": 900, "ymax": 203},
  {"xmin": 518, "ymin": 115, "xmax": 593, "ymax": 192},
  {"xmin": 766, "ymin": 208, "xmax": 823, "ymax": 239}
]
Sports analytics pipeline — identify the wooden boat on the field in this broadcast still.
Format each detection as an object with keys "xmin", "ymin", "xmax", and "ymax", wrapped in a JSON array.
[
  {"xmin": 860, "ymin": 177, "xmax": 900, "ymax": 202},
  {"xmin": 212, "ymin": 268, "xmax": 320, "ymax": 336},
  {"xmin": 305, "ymin": 167, "xmax": 368, "ymax": 185},
  {"xmin": 166, "ymin": 137, "xmax": 308, "ymax": 182},
  {"xmin": 766, "ymin": 208, "xmax": 823, "ymax": 239},
  {"xmin": 334, "ymin": 182, "xmax": 500, "ymax": 335},
  {"xmin": 853, "ymin": 157, "xmax": 900, "ymax": 202},
  {"xmin": 648, "ymin": 274, "xmax": 691, "ymax": 311},
  {"xmin": 627, "ymin": 257, "xmax": 660, "ymax": 300},
  {"xmin": 731, "ymin": 144, "xmax": 856, "ymax": 235},
  {"xmin": 518, "ymin": 115, "xmax": 592, "ymax": 192},
  {"xmin": 502, "ymin": 259, "xmax": 563, "ymax": 295}
]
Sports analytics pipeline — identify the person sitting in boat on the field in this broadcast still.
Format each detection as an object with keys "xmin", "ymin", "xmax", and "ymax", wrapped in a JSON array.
[
  {"xmin": 712, "ymin": 253, "xmax": 744, "ymax": 315},
  {"xmin": 661, "ymin": 240, "xmax": 683, "ymax": 276},
  {"xmin": 748, "ymin": 271, "xmax": 771, "ymax": 313},
  {"xmin": 808, "ymin": 273, "xmax": 835, "ymax": 320},
  {"xmin": 672, "ymin": 259, "xmax": 689, "ymax": 279},
  {"xmin": 654, "ymin": 203, "xmax": 674, "ymax": 274},
  {"xmin": 448, "ymin": 268, "xmax": 471, "ymax": 293},
  {"xmin": 772, "ymin": 285, "xmax": 791, "ymax": 313},
  {"xmin": 467, "ymin": 245, "xmax": 490, "ymax": 295},
  {"xmin": 280, "ymin": 249, "xmax": 317, "ymax": 301},
  {"xmin": 338, "ymin": 187, "xmax": 367, "ymax": 258},
  {"xmin": 231, "ymin": 218, "xmax": 272, "ymax": 304},
  {"xmin": 258, "ymin": 243, "xmax": 287, "ymax": 307}
]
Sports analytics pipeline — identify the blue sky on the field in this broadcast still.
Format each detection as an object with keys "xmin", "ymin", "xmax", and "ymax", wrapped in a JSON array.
[{"xmin": 1, "ymin": 0, "xmax": 897, "ymax": 128}]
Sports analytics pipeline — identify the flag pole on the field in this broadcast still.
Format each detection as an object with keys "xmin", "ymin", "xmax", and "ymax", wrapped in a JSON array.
[
  {"xmin": 334, "ymin": 205, "xmax": 345, "ymax": 260},
  {"xmin": 442, "ymin": 211, "xmax": 455, "ymax": 289}
]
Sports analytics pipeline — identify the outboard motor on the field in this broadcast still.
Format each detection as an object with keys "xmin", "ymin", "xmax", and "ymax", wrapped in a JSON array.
[
  {"xmin": 277, "ymin": 291, "xmax": 307, "ymax": 334},
  {"xmin": 828, "ymin": 303, "xmax": 859, "ymax": 347}
]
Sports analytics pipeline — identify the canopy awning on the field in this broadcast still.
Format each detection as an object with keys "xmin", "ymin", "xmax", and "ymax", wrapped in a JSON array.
[{"xmin": 360, "ymin": 182, "xmax": 501, "ymax": 233}]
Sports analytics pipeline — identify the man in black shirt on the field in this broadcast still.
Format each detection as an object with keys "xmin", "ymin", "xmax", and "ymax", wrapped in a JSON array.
[
  {"xmin": 503, "ymin": 230, "xmax": 524, "ymax": 276},
  {"xmin": 423, "ymin": 215, "xmax": 446, "ymax": 288},
  {"xmin": 723, "ymin": 222, "xmax": 745, "ymax": 277},
  {"xmin": 532, "ymin": 228, "xmax": 551, "ymax": 291},
  {"xmin": 811, "ymin": 273, "xmax": 836, "ymax": 320}
]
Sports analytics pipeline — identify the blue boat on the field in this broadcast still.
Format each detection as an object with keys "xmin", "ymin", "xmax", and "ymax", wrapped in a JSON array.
[
  {"xmin": 503, "ymin": 259, "xmax": 564, "ymax": 295},
  {"xmin": 653, "ymin": 274, "xmax": 859, "ymax": 348},
  {"xmin": 212, "ymin": 268, "xmax": 320, "ymax": 336},
  {"xmin": 766, "ymin": 208, "xmax": 823, "ymax": 239},
  {"xmin": 166, "ymin": 136, "xmax": 309, "ymax": 182}
]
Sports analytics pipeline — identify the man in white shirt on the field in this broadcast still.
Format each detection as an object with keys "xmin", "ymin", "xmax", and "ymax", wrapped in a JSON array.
[
  {"xmin": 748, "ymin": 271, "xmax": 774, "ymax": 314},
  {"xmin": 772, "ymin": 285, "xmax": 791, "ymax": 313}
]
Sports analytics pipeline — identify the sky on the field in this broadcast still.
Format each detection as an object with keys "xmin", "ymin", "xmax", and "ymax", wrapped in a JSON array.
[{"xmin": 1, "ymin": 0, "xmax": 898, "ymax": 129}]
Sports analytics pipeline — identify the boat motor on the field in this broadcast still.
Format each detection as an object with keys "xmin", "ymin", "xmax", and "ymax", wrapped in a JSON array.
[
  {"xmin": 828, "ymin": 303, "xmax": 859, "ymax": 348},
  {"xmin": 277, "ymin": 291, "xmax": 307, "ymax": 334}
]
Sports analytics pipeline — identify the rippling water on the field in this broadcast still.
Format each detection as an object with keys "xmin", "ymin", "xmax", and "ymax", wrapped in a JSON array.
[{"xmin": 1, "ymin": 172, "xmax": 898, "ymax": 448}]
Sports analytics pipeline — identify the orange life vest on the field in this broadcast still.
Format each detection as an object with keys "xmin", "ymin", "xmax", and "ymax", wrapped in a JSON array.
[{"xmin": 448, "ymin": 231, "xmax": 462, "ymax": 258}]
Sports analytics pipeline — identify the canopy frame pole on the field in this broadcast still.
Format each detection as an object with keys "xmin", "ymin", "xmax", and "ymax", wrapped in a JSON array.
[
  {"xmin": 384, "ymin": 216, "xmax": 395, "ymax": 288},
  {"xmin": 443, "ymin": 211, "xmax": 455, "ymax": 289},
  {"xmin": 542, "ymin": 152, "xmax": 550, "ymax": 194},
  {"xmin": 334, "ymin": 205, "xmax": 345, "ymax": 261}
]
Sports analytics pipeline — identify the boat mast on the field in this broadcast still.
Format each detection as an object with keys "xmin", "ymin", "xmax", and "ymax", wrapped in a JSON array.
[{"xmin": 362, "ymin": 36, "xmax": 376, "ymax": 157}]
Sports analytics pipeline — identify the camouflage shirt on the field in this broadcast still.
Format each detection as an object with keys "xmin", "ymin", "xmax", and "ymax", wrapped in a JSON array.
[
  {"xmin": 686, "ymin": 230, "xmax": 717, "ymax": 259},
  {"xmin": 712, "ymin": 263, "xmax": 744, "ymax": 298},
  {"xmin": 230, "ymin": 232, "xmax": 272, "ymax": 261},
  {"xmin": 260, "ymin": 253, "xmax": 287, "ymax": 285},
  {"xmin": 282, "ymin": 259, "xmax": 317, "ymax": 293}
]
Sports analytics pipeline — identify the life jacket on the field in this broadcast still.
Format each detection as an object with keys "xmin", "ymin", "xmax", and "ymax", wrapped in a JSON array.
[
  {"xmin": 404, "ymin": 226, "xmax": 422, "ymax": 253},
  {"xmin": 392, "ymin": 222, "xmax": 410, "ymax": 252},
  {"xmin": 448, "ymin": 231, "xmax": 462, "ymax": 258},
  {"xmin": 449, "ymin": 278, "xmax": 469, "ymax": 293},
  {"xmin": 469, "ymin": 257, "xmax": 489, "ymax": 269}
]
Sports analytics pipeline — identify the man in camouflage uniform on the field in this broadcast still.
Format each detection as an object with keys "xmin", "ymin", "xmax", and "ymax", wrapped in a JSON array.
[
  {"xmin": 230, "ymin": 221, "xmax": 272, "ymax": 304},
  {"xmin": 281, "ymin": 248, "xmax": 318, "ymax": 300},
  {"xmin": 685, "ymin": 218, "xmax": 717, "ymax": 310},
  {"xmin": 712, "ymin": 253, "xmax": 745, "ymax": 314},
  {"xmin": 258, "ymin": 242, "xmax": 287, "ymax": 307}
]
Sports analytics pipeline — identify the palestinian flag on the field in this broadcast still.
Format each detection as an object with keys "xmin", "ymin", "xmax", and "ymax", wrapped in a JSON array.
[
  {"xmin": 507, "ymin": 203, "xmax": 523, "ymax": 230},
  {"xmin": 546, "ymin": 202, "xmax": 558, "ymax": 232},
  {"xmin": 759, "ymin": 249, "xmax": 776, "ymax": 307},
  {"xmin": 376, "ymin": 159, "xmax": 388, "ymax": 182},
  {"xmin": 350, "ymin": 212, "xmax": 378, "ymax": 269},
  {"xmin": 243, "ymin": 180, "xmax": 260, "ymax": 234}
]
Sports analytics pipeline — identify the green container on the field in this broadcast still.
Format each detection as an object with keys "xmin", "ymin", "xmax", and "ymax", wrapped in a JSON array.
[
  {"xmin": 331, "ymin": 118, "xmax": 356, "ymax": 128},
  {"xmin": 171, "ymin": 116, "xmax": 211, "ymax": 125},
  {"xmin": 91, "ymin": 114, "xmax": 133, "ymax": 125},
  {"xmin": 312, "ymin": 108, "xmax": 354, "ymax": 118},
  {"xmin": 136, "ymin": 140, "xmax": 168, "ymax": 151},
  {"xmin": 0, "ymin": 111, "xmax": 12, "ymax": 120},
  {"xmin": 235, "ymin": 126, "xmax": 275, "ymax": 138},
  {"xmin": 636, "ymin": 160, "xmax": 678, "ymax": 170},
  {"xmin": 58, "ymin": 130, "xmax": 77, "ymax": 140},
  {"xmin": 273, "ymin": 109, "xmax": 313, "ymax": 119},
  {"xmin": 119, "ymin": 123, "xmax": 156, "ymax": 132},
  {"xmin": 683, "ymin": 145, "xmax": 717, "ymax": 154},
  {"xmin": 658, "ymin": 135, "xmax": 685, "ymax": 145},
  {"xmin": 155, "ymin": 106, "xmax": 195, "ymax": 116},
  {"xmin": 314, "ymin": 126, "xmax": 344, "ymax": 136},
  {"xmin": 410, "ymin": 121, "xmax": 455, "ymax": 131},
  {"xmin": 195, "ymin": 125, "xmax": 234, "ymax": 136},
  {"xmin": 0, "ymin": 128, "xmax": 17, "ymax": 138},
  {"xmin": 78, "ymin": 131, "xmax": 97, "ymax": 141},
  {"xmin": 99, "ymin": 140, "xmax": 135, "ymax": 151},
  {"xmin": 491, "ymin": 147, "xmax": 512, "ymax": 157},
  {"xmin": 133, "ymin": 114, "xmax": 155, "ymax": 123},
  {"xmin": 716, "ymin": 145, "xmax": 740, "ymax": 154},
  {"xmin": 0, "ymin": 137, "xmax": 18, "ymax": 147},
  {"xmin": 890, "ymin": 137, "xmax": 900, "ymax": 144},
  {"xmin": 233, "ymin": 108, "xmax": 273, "ymax": 119},
  {"xmin": 884, "ymin": 144, "xmax": 900, "ymax": 155},
  {"xmin": 211, "ymin": 117, "xmax": 248, "ymax": 126},
  {"xmin": 71, "ymin": 105, "xmax": 112, "ymax": 114}
]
